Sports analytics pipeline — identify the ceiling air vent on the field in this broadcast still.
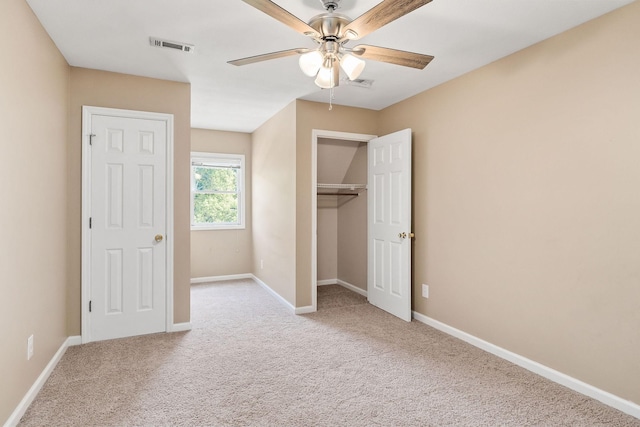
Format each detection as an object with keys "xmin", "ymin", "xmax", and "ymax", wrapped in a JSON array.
[
  {"xmin": 149, "ymin": 37, "xmax": 195, "ymax": 53},
  {"xmin": 343, "ymin": 78, "xmax": 374, "ymax": 88}
]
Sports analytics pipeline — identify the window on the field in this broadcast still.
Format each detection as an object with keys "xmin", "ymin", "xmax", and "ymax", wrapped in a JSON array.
[{"xmin": 190, "ymin": 152, "xmax": 245, "ymax": 230}]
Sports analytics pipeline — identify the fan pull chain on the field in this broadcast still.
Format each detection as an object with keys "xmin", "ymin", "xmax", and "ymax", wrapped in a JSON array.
[
  {"xmin": 328, "ymin": 63, "xmax": 335, "ymax": 110},
  {"xmin": 329, "ymin": 87, "xmax": 334, "ymax": 110}
]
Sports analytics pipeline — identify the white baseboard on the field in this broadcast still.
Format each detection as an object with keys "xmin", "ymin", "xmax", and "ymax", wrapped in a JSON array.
[
  {"xmin": 295, "ymin": 305, "xmax": 315, "ymax": 314},
  {"xmin": 4, "ymin": 336, "xmax": 77, "ymax": 427},
  {"xmin": 411, "ymin": 311, "xmax": 640, "ymax": 420},
  {"xmin": 316, "ymin": 278, "xmax": 368, "ymax": 297},
  {"xmin": 251, "ymin": 275, "xmax": 296, "ymax": 312},
  {"xmin": 172, "ymin": 322, "xmax": 192, "ymax": 332},
  {"xmin": 190, "ymin": 274, "xmax": 252, "ymax": 284},
  {"xmin": 336, "ymin": 279, "xmax": 368, "ymax": 297},
  {"xmin": 250, "ymin": 275, "xmax": 318, "ymax": 315},
  {"xmin": 67, "ymin": 335, "xmax": 82, "ymax": 346},
  {"xmin": 2, "ymin": 323, "xmax": 191, "ymax": 427}
]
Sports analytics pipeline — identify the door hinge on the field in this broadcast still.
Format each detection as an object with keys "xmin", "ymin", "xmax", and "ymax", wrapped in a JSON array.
[
  {"xmin": 88, "ymin": 134, "xmax": 96, "ymax": 145},
  {"xmin": 89, "ymin": 300, "xmax": 92, "ymax": 312},
  {"xmin": 89, "ymin": 217, "xmax": 92, "ymax": 229}
]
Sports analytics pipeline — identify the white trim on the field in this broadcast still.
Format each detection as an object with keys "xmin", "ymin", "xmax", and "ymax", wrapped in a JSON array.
[
  {"xmin": 80, "ymin": 108, "xmax": 92, "ymax": 344},
  {"xmin": 311, "ymin": 129, "xmax": 377, "ymax": 314},
  {"xmin": 67, "ymin": 335, "xmax": 82, "ymax": 347},
  {"xmin": 4, "ymin": 337, "xmax": 76, "ymax": 427},
  {"xmin": 81, "ymin": 106, "xmax": 175, "ymax": 344},
  {"xmin": 411, "ymin": 311, "xmax": 640, "ymax": 420},
  {"xmin": 251, "ymin": 275, "xmax": 318, "ymax": 315},
  {"xmin": 190, "ymin": 274, "xmax": 252, "ymax": 284},
  {"xmin": 317, "ymin": 278, "xmax": 368, "ymax": 297},
  {"xmin": 295, "ymin": 306, "xmax": 315, "ymax": 314},
  {"xmin": 190, "ymin": 151, "xmax": 246, "ymax": 230},
  {"xmin": 172, "ymin": 322, "xmax": 192, "ymax": 332},
  {"xmin": 336, "ymin": 279, "xmax": 368, "ymax": 297},
  {"xmin": 311, "ymin": 132, "xmax": 318, "ymax": 312},
  {"xmin": 251, "ymin": 275, "xmax": 297, "ymax": 312},
  {"xmin": 190, "ymin": 224, "xmax": 245, "ymax": 231},
  {"xmin": 165, "ymin": 111, "xmax": 175, "ymax": 336}
]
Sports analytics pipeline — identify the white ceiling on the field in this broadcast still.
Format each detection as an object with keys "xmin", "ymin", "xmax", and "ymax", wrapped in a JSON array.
[{"xmin": 26, "ymin": 0, "xmax": 634, "ymax": 133}]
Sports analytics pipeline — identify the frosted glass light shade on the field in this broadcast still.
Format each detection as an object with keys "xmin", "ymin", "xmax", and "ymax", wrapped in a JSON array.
[
  {"xmin": 299, "ymin": 51, "xmax": 323, "ymax": 77},
  {"xmin": 314, "ymin": 65, "xmax": 334, "ymax": 88},
  {"xmin": 340, "ymin": 53, "xmax": 365, "ymax": 80}
]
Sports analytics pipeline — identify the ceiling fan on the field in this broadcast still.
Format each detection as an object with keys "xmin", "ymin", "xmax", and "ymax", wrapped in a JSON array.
[{"xmin": 228, "ymin": 0, "xmax": 434, "ymax": 89}]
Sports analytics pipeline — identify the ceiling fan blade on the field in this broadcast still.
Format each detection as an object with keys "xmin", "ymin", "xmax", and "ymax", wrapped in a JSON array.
[
  {"xmin": 352, "ymin": 45, "xmax": 433, "ymax": 69},
  {"xmin": 342, "ymin": 0, "xmax": 432, "ymax": 40},
  {"xmin": 228, "ymin": 48, "xmax": 311, "ymax": 66},
  {"xmin": 241, "ymin": 0, "xmax": 320, "ymax": 38}
]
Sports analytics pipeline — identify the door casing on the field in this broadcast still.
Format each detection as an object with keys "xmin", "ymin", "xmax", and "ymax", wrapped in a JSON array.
[
  {"xmin": 81, "ymin": 106, "xmax": 175, "ymax": 343},
  {"xmin": 311, "ymin": 129, "xmax": 377, "ymax": 312},
  {"xmin": 311, "ymin": 129, "xmax": 413, "ymax": 319}
]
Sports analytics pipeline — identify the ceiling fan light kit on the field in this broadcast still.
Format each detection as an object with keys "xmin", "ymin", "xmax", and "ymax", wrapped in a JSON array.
[
  {"xmin": 299, "ymin": 41, "xmax": 366, "ymax": 86},
  {"xmin": 315, "ymin": 57, "xmax": 341, "ymax": 89},
  {"xmin": 340, "ymin": 53, "xmax": 366, "ymax": 80},
  {"xmin": 229, "ymin": 0, "xmax": 434, "ymax": 90},
  {"xmin": 299, "ymin": 50, "xmax": 324, "ymax": 76}
]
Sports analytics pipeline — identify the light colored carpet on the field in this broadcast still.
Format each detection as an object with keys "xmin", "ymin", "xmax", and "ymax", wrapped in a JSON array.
[
  {"xmin": 19, "ymin": 280, "xmax": 639, "ymax": 426},
  {"xmin": 317, "ymin": 283, "xmax": 367, "ymax": 310}
]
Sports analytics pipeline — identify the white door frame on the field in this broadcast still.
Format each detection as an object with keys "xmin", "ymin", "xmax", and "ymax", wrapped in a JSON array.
[
  {"xmin": 81, "ymin": 106, "xmax": 175, "ymax": 343},
  {"xmin": 311, "ymin": 129, "xmax": 377, "ymax": 312}
]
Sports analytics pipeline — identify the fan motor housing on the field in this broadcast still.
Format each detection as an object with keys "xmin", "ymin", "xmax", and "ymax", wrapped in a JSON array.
[{"xmin": 308, "ymin": 13, "xmax": 351, "ymax": 40}]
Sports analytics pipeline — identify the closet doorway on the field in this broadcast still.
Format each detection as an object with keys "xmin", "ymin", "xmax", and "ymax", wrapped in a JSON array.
[
  {"xmin": 312, "ymin": 130, "xmax": 376, "ymax": 309},
  {"xmin": 311, "ymin": 129, "xmax": 414, "ymax": 321}
]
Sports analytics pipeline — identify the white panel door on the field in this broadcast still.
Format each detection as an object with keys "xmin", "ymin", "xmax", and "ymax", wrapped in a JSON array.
[
  {"xmin": 367, "ymin": 129, "xmax": 412, "ymax": 321},
  {"xmin": 90, "ymin": 114, "xmax": 167, "ymax": 341}
]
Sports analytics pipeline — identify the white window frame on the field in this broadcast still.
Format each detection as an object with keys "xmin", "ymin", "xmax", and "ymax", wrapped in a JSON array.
[{"xmin": 190, "ymin": 152, "xmax": 245, "ymax": 230}]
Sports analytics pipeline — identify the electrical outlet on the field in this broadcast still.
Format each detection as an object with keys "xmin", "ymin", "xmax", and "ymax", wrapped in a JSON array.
[
  {"xmin": 27, "ymin": 335, "xmax": 34, "ymax": 360},
  {"xmin": 422, "ymin": 284, "xmax": 429, "ymax": 298},
  {"xmin": 260, "ymin": 259, "xmax": 264, "ymax": 269}
]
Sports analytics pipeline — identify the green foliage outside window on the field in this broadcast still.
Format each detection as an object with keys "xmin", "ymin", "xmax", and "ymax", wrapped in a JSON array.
[{"xmin": 193, "ymin": 166, "xmax": 239, "ymax": 225}]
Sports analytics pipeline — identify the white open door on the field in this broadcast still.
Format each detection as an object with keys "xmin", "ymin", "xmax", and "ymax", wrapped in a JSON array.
[
  {"xmin": 367, "ymin": 129, "xmax": 412, "ymax": 321},
  {"xmin": 82, "ymin": 106, "xmax": 174, "ymax": 342}
]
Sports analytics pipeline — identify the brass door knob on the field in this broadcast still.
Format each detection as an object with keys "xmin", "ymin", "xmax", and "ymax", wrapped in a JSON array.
[
  {"xmin": 155, "ymin": 234, "xmax": 163, "ymax": 242},
  {"xmin": 398, "ymin": 232, "xmax": 407, "ymax": 239}
]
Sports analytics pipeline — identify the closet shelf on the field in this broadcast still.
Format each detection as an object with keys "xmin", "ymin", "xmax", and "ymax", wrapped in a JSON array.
[{"xmin": 317, "ymin": 183, "xmax": 367, "ymax": 196}]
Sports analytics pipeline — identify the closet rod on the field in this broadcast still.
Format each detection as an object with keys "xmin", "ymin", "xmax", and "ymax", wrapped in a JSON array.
[
  {"xmin": 317, "ymin": 183, "xmax": 367, "ymax": 190},
  {"xmin": 317, "ymin": 192, "xmax": 360, "ymax": 196}
]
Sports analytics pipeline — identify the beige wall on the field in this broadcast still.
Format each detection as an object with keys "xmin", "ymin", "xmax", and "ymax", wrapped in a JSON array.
[
  {"xmin": 4, "ymin": 1, "xmax": 637, "ymax": 422},
  {"xmin": 379, "ymin": 2, "xmax": 640, "ymax": 404},
  {"xmin": 255, "ymin": 100, "xmax": 378, "ymax": 306},
  {"xmin": 316, "ymin": 138, "xmax": 360, "ymax": 282},
  {"xmin": 317, "ymin": 205, "xmax": 338, "ymax": 281},
  {"xmin": 252, "ymin": 102, "xmax": 297, "ymax": 304},
  {"xmin": 316, "ymin": 139, "xmax": 368, "ymax": 289},
  {"xmin": 0, "ymin": 0, "xmax": 70, "ymax": 423},
  {"xmin": 317, "ymin": 137, "xmax": 360, "ymax": 183},
  {"xmin": 295, "ymin": 100, "xmax": 379, "ymax": 307},
  {"xmin": 337, "ymin": 143, "xmax": 368, "ymax": 290},
  {"xmin": 68, "ymin": 68, "xmax": 192, "ymax": 330},
  {"xmin": 191, "ymin": 129, "xmax": 253, "ymax": 278}
]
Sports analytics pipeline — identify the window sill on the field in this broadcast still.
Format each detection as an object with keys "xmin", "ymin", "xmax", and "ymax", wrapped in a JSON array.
[{"xmin": 191, "ymin": 225, "xmax": 245, "ymax": 231}]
